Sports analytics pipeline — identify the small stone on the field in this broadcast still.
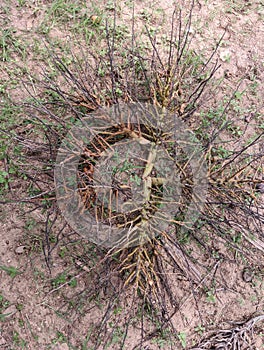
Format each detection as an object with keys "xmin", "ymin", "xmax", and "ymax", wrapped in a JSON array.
[
  {"xmin": 242, "ymin": 268, "xmax": 254, "ymax": 283},
  {"xmin": 90, "ymin": 15, "xmax": 100, "ymax": 24},
  {"xmin": 15, "ymin": 246, "xmax": 27, "ymax": 254},
  {"xmin": 224, "ymin": 69, "xmax": 232, "ymax": 78}
]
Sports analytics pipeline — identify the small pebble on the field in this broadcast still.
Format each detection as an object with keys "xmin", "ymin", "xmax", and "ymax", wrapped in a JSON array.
[
  {"xmin": 242, "ymin": 268, "xmax": 254, "ymax": 283},
  {"xmin": 15, "ymin": 246, "xmax": 27, "ymax": 254},
  {"xmin": 224, "ymin": 69, "xmax": 232, "ymax": 78}
]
